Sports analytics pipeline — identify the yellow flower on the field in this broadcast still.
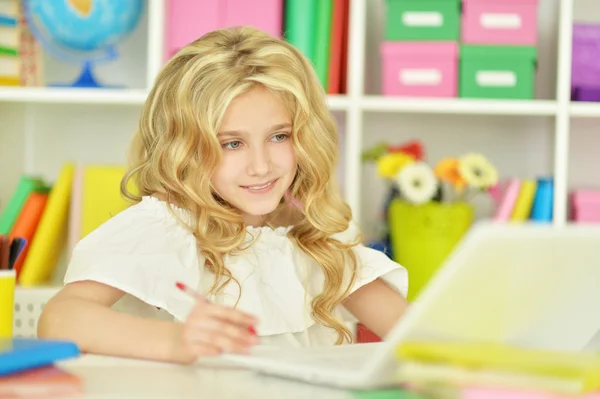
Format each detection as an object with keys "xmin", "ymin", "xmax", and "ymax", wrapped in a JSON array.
[
  {"xmin": 435, "ymin": 157, "xmax": 467, "ymax": 192},
  {"xmin": 458, "ymin": 153, "xmax": 498, "ymax": 189},
  {"xmin": 377, "ymin": 152, "xmax": 415, "ymax": 179}
]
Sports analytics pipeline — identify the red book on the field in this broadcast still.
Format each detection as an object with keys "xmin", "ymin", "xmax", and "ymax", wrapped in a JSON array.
[
  {"xmin": 339, "ymin": 0, "xmax": 350, "ymax": 94},
  {"xmin": 0, "ymin": 365, "xmax": 83, "ymax": 398},
  {"xmin": 327, "ymin": 0, "xmax": 345, "ymax": 94},
  {"xmin": 9, "ymin": 192, "xmax": 48, "ymax": 278}
]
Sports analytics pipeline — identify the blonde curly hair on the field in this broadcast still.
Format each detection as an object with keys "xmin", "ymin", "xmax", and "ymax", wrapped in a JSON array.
[{"xmin": 121, "ymin": 26, "xmax": 361, "ymax": 344}]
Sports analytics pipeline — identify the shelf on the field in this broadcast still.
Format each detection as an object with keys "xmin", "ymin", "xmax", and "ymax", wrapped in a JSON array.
[
  {"xmin": 0, "ymin": 87, "xmax": 149, "ymax": 105},
  {"xmin": 0, "ymin": 87, "xmax": 351, "ymax": 111},
  {"xmin": 361, "ymin": 96, "xmax": 558, "ymax": 116},
  {"xmin": 570, "ymin": 102, "xmax": 600, "ymax": 118},
  {"xmin": 326, "ymin": 95, "xmax": 350, "ymax": 111}
]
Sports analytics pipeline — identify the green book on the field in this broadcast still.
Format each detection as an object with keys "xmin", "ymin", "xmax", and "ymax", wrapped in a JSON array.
[
  {"xmin": 0, "ymin": 46, "xmax": 17, "ymax": 57},
  {"xmin": 313, "ymin": 0, "xmax": 333, "ymax": 88},
  {"xmin": 0, "ymin": 176, "xmax": 48, "ymax": 234},
  {"xmin": 284, "ymin": 0, "xmax": 317, "ymax": 62}
]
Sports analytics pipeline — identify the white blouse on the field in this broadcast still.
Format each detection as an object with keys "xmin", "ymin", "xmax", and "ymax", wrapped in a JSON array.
[{"xmin": 64, "ymin": 196, "xmax": 408, "ymax": 348}]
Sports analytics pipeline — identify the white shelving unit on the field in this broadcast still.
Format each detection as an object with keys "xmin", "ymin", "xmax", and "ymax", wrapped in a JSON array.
[{"xmin": 1, "ymin": 0, "xmax": 600, "ymax": 252}]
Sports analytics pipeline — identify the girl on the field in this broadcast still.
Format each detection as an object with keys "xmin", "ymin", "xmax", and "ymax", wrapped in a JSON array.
[{"xmin": 38, "ymin": 26, "xmax": 409, "ymax": 365}]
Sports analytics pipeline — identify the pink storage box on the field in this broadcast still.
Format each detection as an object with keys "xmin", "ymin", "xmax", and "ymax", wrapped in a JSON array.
[
  {"xmin": 380, "ymin": 42, "xmax": 458, "ymax": 97},
  {"xmin": 462, "ymin": 0, "xmax": 539, "ymax": 45},
  {"xmin": 223, "ymin": 0, "xmax": 283, "ymax": 38},
  {"xmin": 166, "ymin": 0, "xmax": 220, "ymax": 59},
  {"xmin": 165, "ymin": 0, "xmax": 283, "ymax": 59},
  {"xmin": 571, "ymin": 190, "xmax": 600, "ymax": 223}
]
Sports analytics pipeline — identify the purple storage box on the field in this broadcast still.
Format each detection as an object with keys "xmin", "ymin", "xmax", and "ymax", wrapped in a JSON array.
[{"xmin": 572, "ymin": 24, "xmax": 600, "ymax": 102}]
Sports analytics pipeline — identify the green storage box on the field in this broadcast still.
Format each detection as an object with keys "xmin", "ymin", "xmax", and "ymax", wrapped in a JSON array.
[
  {"xmin": 459, "ymin": 45, "xmax": 538, "ymax": 99},
  {"xmin": 385, "ymin": 0, "xmax": 461, "ymax": 41}
]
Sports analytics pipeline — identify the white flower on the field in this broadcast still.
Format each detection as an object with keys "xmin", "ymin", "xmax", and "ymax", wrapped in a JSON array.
[
  {"xmin": 396, "ymin": 161, "xmax": 438, "ymax": 204},
  {"xmin": 458, "ymin": 153, "xmax": 498, "ymax": 189}
]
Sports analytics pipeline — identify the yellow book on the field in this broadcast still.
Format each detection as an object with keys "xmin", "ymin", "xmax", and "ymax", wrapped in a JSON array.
[
  {"xmin": 511, "ymin": 179, "xmax": 537, "ymax": 221},
  {"xmin": 80, "ymin": 165, "xmax": 135, "ymax": 238},
  {"xmin": 0, "ymin": 76, "xmax": 19, "ymax": 85},
  {"xmin": 19, "ymin": 163, "xmax": 74, "ymax": 286},
  {"xmin": 396, "ymin": 340, "xmax": 600, "ymax": 393}
]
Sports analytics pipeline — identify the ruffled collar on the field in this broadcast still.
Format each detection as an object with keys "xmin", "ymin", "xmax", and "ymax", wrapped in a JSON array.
[{"xmin": 140, "ymin": 196, "xmax": 294, "ymax": 238}]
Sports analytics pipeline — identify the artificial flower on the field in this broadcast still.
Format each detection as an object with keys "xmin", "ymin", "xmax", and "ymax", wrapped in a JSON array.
[
  {"xmin": 396, "ymin": 161, "xmax": 438, "ymax": 204},
  {"xmin": 388, "ymin": 140, "xmax": 425, "ymax": 161},
  {"xmin": 377, "ymin": 152, "xmax": 415, "ymax": 179},
  {"xmin": 434, "ymin": 157, "xmax": 467, "ymax": 192},
  {"xmin": 458, "ymin": 153, "xmax": 498, "ymax": 189}
]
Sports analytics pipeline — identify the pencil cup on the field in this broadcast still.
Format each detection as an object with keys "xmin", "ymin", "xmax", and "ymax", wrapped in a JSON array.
[{"xmin": 0, "ymin": 270, "xmax": 16, "ymax": 338}]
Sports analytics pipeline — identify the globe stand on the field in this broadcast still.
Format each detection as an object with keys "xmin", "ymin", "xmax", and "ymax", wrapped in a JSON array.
[{"xmin": 50, "ymin": 60, "xmax": 120, "ymax": 89}]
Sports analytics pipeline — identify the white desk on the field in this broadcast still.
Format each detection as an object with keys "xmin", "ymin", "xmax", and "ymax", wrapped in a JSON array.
[{"xmin": 53, "ymin": 355, "xmax": 397, "ymax": 399}]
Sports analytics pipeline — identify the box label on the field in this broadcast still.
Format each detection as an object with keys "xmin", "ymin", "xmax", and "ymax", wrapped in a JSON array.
[
  {"xmin": 400, "ymin": 69, "xmax": 442, "ymax": 86},
  {"xmin": 480, "ymin": 13, "xmax": 522, "ymax": 30},
  {"xmin": 402, "ymin": 12, "xmax": 443, "ymax": 27},
  {"xmin": 476, "ymin": 71, "xmax": 517, "ymax": 87}
]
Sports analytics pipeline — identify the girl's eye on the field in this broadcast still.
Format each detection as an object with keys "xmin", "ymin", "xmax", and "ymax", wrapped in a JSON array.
[
  {"xmin": 272, "ymin": 133, "xmax": 289, "ymax": 142},
  {"xmin": 223, "ymin": 141, "xmax": 242, "ymax": 150}
]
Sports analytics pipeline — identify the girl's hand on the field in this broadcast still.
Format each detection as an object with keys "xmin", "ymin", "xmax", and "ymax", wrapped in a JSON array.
[{"xmin": 173, "ymin": 282, "xmax": 259, "ymax": 364}]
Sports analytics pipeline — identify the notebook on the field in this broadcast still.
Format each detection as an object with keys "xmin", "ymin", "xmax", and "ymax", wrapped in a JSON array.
[
  {"xmin": 0, "ymin": 365, "xmax": 83, "ymax": 398},
  {"xmin": 0, "ymin": 338, "xmax": 80, "ymax": 377}
]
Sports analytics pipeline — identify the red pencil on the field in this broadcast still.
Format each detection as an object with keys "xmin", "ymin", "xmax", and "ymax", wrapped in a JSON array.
[
  {"xmin": 175, "ymin": 281, "xmax": 205, "ymax": 301},
  {"xmin": 176, "ymin": 281, "xmax": 258, "ymax": 336}
]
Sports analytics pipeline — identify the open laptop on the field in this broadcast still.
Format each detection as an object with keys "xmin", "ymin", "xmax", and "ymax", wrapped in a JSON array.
[{"xmin": 218, "ymin": 221, "xmax": 600, "ymax": 389}]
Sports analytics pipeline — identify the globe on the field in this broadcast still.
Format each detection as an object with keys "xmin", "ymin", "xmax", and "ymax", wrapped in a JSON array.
[{"xmin": 24, "ymin": 0, "xmax": 144, "ymax": 88}]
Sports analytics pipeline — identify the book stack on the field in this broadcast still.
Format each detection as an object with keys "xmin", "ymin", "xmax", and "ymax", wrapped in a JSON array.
[
  {"xmin": 395, "ymin": 340, "xmax": 600, "ymax": 398},
  {"xmin": 0, "ymin": 163, "xmax": 134, "ymax": 286},
  {"xmin": 0, "ymin": 0, "xmax": 20, "ymax": 86},
  {"xmin": 493, "ymin": 177, "xmax": 554, "ymax": 223},
  {"xmin": 283, "ymin": 0, "xmax": 350, "ymax": 94}
]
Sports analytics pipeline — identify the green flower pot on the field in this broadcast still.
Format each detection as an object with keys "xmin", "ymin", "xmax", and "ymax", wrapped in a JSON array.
[{"xmin": 388, "ymin": 200, "xmax": 474, "ymax": 301}]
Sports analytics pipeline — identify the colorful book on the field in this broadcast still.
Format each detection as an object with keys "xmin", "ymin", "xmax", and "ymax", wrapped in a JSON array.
[
  {"xmin": 0, "ymin": 365, "xmax": 83, "ymax": 398},
  {"xmin": 18, "ymin": 164, "xmax": 74, "ymax": 286},
  {"xmin": 0, "ymin": 338, "xmax": 80, "ymax": 377},
  {"xmin": 8, "ymin": 237, "xmax": 25, "ymax": 270},
  {"xmin": 511, "ymin": 179, "xmax": 537, "ymax": 222},
  {"xmin": 67, "ymin": 163, "xmax": 83, "ymax": 255},
  {"xmin": 0, "ymin": 235, "xmax": 9, "ymax": 269},
  {"xmin": 0, "ymin": 0, "xmax": 17, "ymax": 28},
  {"xmin": 396, "ymin": 340, "xmax": 600, "ymax": 394},
  {"xmin": 0, "ymin": 0, "xmax": 19, "ymax": 86},
  {"xmin": 339, "ymin": 0, "xmax": 350, "ymax": 94},
  {"xmin": 327, "ymin": 0, "xmax": 345, "ymax": 94},
  {"xmin": 9, "ymin": 191, "xmax": 49, "ymax": 278},
  {"xmin": 0, "ymin": 25, "xmax": 18, "ymax": 49},
  {"xmin": 0, "ymin": 0, "xmax": 18, "ymax": 16},
  {"xmin": 530, "ymin": 177, "xmax": 554, "ymax": 223},
  {"xmin": 0, "ymin": 176, "xmax": 47, "ymax": 235},
  {"xmin": 313, "ymin": 0, "xmax": 332, "ymax": 88},
  {"xmin": 493, "ymin": 178, "xmax": 521, "ymax": 222},
  {"xmin": 80, "ymin": 165, "xmax": 133, "ymax": 238},
  {"xmin": 284, "ymin": 0, "xmax": 317, "ymax": 63},
  {"xmin": 457, "ymin": 386, "xmax": 600, "ymax": 399},
  {"xmin": 397, "ymin": 361, "xmax": 592, "ymax": 396}
]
